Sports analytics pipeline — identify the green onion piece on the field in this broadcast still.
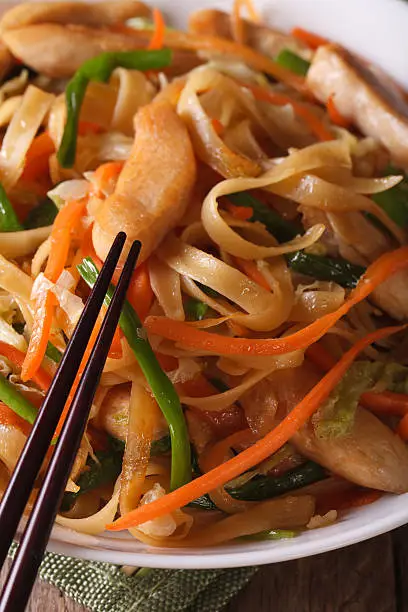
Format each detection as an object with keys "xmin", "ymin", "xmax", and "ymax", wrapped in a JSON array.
[
  {"xmin": 0, "ymin": 373, "xmax": 37, "ymax": 424},
  {"xmin": 45, "ymin": 341, "xmax": 62, "ymax": 364},
  {"xmin": 241, "ymin": 529, "xmax": 297, "ymax": 541},
  {"xmin": 24, "ymin": 198, "xmax": 58, "ymax": 229},
  {"xmin": 227, "ymin": 461, "xmax": 326, "ymax": 501},
  {"xmin": 77, "ymin": 256, "xmax": 191, "ymax": 490},
  {"xmin": 185, "ymin": 298, "xmax": 209, "ymax": 321},
  {"xmin": 228, "ymin": 191, "xmax": 365, "ymax": 288},
  {"xmin": 276, "ymin": 49, "xmax": 310, "ymax": 76},
  {"xmin": 0, "ymin": 182, "xmax": 23, "ymax": 232},
  {"xmin": 372, "ymin": 165, "xmax": 408, "ymax": 228},
  {"xmin": 57, "ymin": 49, "xmax": 172, "ymax": 168}
]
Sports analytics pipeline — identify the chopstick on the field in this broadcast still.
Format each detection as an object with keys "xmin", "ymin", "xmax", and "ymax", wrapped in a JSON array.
[{"xmin": 0, "ymin": 232, "xmax": 141, "ymax": 612}]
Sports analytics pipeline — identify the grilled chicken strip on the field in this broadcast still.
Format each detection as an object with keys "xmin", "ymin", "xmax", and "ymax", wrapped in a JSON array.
[
  {"xmin": 307, "ymin": 44, "xmax": 408, "ymax": 168},
  {"xmin": 1, "ymin": 23, "xmax": 201, "ymax": 78},
  {"xmin": 0, "ymin": 0, "xmax": 150, "ymax": 33},
  {"xmin": 92, "ymin": 100, "xmax": 197, "ymax": 264},
  {"xmin": 189, "ymin": 8, "xmax": 310, "ymax": 59}
]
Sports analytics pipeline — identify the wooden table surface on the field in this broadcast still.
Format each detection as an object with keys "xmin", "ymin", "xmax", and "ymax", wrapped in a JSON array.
[{"xmin": 2, "ymin": 524, "xmax": 407, "ymax": 611}]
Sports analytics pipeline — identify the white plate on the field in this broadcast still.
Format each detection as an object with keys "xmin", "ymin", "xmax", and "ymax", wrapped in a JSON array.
[{"xmin": 42, "ymin": 0, "xmax": 408, "ymax": 568}]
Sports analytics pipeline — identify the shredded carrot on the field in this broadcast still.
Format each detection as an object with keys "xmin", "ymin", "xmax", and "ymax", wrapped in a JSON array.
[
  {"xmin": 107, "ymin": 324, "xmax": 402, "ymax": 531},
  {"xmin": 327, "ymin": 94, "xmax": 351, "ymax": 128},
  {"xmin": 211, "ymin": 118, "xmax": 224, "ymax": 136},
  {"xmin": 144, "ymin": 245, "xmax": 408, "ymax": 356},
  {"xmin": 242, "ymin": 82, "xmax": 333, "ymax": 142},
  {"xmin": 232, "ymin": 256, "xmax": 270, "ymax": 291},
  {"xmin": 397, "ymin": 413, "xmax": 408, "ymax": 440},
  {"xmin": 226, "ymin": 320, "xmax": 250, "ymax": 337},
  {"xmin": 91, "ymin": 161, "xmax": 124, "ymax": 197},
  {"xmin": 291, "ymin": 27, "xmax": 330, "ymax": 50},
  {"xmin": 225, "ymin": 202, "xmax": 253, "ymax": 221},
  {"xmin": 336, "ymin": 489, "xmax": 382, "ymax": 511},
  {"xmin": 77, "ymin": 121, "xmax": 104, "ymax": 136},
  {"xmin": 0, "ymin": 401, "xmax": 31, "ymax": 436},
  {"xmin": 21, "ymin": 291, "xmax": 57, "ymax": 382},
  {"xmin": 22, "ymin": 199, "xmax": 87, "ymax": 381},
  {"xmin": 148, "ymin": 8, "xmax": 166, "ymax": 50},
  {"xmin": 232, "ymin": 0, "xmax": 260, "ymax": 44},
  {"xmin": 155, "ymin": 352, "xmax": 178, "ymax": 372},
  {"xmin": 181, "ymin": 374, "xmax": 218, "ymax": 398},
  {"xmin": 0, "ymin": 342, "xmax": 52, "ymax": 391},
  {"xmin": 307, "ymin": 343, "xmax": 408, "ymax": 418},
  {"xmin": 21, "ymin": 132, "xmax": 55, "ymax": 184}
]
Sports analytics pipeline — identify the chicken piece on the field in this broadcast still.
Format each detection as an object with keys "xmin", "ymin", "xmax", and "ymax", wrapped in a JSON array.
[
  {"xmin": 307, "ymin": 44, "xmax": 408, "ymax": 168},
  {"xmin": 93, "ymin": 100, "xmax": 197, "ymax": 263},
  {"xmin": 0, "ymin": 1, "xmax": 150, "ymax": 33},
  {"xmin": 2, "ymin": 24, "xmax": 201, "ymax": 79},
  {"xmin": 241, "ymin": 366, "xmax": 408, "ymax": 493},
  {"xmin": 189, "ymin": 9, "xmax": 310, "ymax": 60}
]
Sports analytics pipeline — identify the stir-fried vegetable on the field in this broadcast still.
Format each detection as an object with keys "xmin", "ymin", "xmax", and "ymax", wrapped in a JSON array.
[
  {"xmin": 0, "ymin": 341, "xmax": 51, "ymax": 391},
  {"xmin": 107, "ymin": 324, "xmax": 402, "ymax": 530},
  {"xmin": 241, "ymin": 529, "xmax": 297, "ymax": 540},
  {"xmin": 227, "ymin": 461, "xmax": 326, "ymax": 501},
  {"xmin": 0, "ymin": 373, "xmax": 37, "ymax": 425},
  {"xmin": 276, "ymin": 49, "xmax": 310, "ymax": 76},
  {"xmin": 45, "ymin": 341, "xmax": 62, "ymax": 364},
  {"xmin": 228, "ymin": 191, "xmax": 365, "ymax": 288},
  {"xmin": 185, "ymin": 298, "xmax": 209, "ymax": 321},
  {"xmin": 372, "ymin": 165, "xmax": 408, "ymax": 228},
  {"xmin": 23, "ymin": 198, "xmax": 58, "ymax": 230},
  {"xmin": 57, "ymin": 49, "xmax": 172, "ymax": 168},
  {"xmin": 77, "ymin": 257, "xmax": 191, "ymax": 491},
  {"xmin": 0, "ymin": 182, "xmax": 22, "ymax": 232}
]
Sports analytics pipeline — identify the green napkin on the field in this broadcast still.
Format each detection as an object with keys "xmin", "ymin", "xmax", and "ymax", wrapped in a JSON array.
[{"xmin": 32, "ymin": 551, "xmax": 257, "ymax": 611}]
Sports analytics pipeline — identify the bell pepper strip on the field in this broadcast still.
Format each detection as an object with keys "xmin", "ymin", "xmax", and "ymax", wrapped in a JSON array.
[
  {"xmin": 107, "ymin": 324, "xmax": 402, "ymax": 530},
  {"xmin": 276, "ymin": 49, "xmax": 311, "ymax": 76},
  {"xmin": 0, "ymin": 374, "xmax": 37, "ymax": 425},
  {"xmin": 0, "ymin": 401, "xmax": 32, "ymax": 435},
  {"xmin": 0, "ymin": 341, "xmax": 52, "ymax": 391},
  {"xmin": 144, "ymin": 244, "xmax": 408, "ymax": 357},
  {"xmin": 0, "ymin": 182, "xmax": 22, "ymax": 232},
  {"xmin": 21, "ymin": 132, "xmax": 55, "ymax": 183},
  {"xmin": 148, "ymin": 8, "xmax": 166, "ymax": 50},
  {"xmin": 22, "ymin": 199, "xmax": 87, "ymax": 381},
  {"xmin": 77, "ymin": 256, "xmax": 191, "ymax": 490},
  {"xmin": 291, "ymin": 27, "xmax": 330, "ymax": 49},
  {"xmin": 240, "ymin": 82, "xmax": 334, "ymax": 141},
  {"xmin": 327, "ymin": 94, "xmax": 351, "ymax": 128},
  {"xmin": 57, "ymin": 49, "xmax": 172, "ymax": 168},
  {"xmin": 227, "ymin": 191, "xmax": 366, "ymax": 288}
]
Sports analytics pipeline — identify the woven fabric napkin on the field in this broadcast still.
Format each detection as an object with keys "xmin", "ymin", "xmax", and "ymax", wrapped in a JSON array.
[{"xmin": 29, "ymin": 551, "xmax": 257, "ymax": 611}]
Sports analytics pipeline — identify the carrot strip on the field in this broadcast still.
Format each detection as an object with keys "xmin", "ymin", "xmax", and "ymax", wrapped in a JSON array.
[
  {"xmin": 291, "ymin": 27, "xmax": 330, "ymax": 50},
  {"xmin": 232, "ymin": 0, "xmax": 261, "ymax": 44},
  {"xmin": 91, "ymin": 161, "xmax": 124, "ymax": 197},
  {"xmin": 22, "ymin": 132, "xmax": 55, "ymax": 183},
  {"xmin": 144, "ymin": 245, "xmax": 408, "ymax": 357},
  {"xmin": 77, "ymin": 121, "xmax": 104, "ymax": 136},
  {"xmin": 211, "ymin": 118, "xmax": 224, "ymax": 135},
  {"xmin": 306, "ymin": 343, "xmax": 336, "ymax": 371},
  {"xmin": 336, "ymin": 489, "xmax": 382, "ymax": 511},
  {"xmin": 148, "ymin": 8, "xmax": 166, "ymax": 50},
  {"xmin": 327, "ymin": 94, "xmax": 351, "ymax": 128},
  {"xmin": 242, "ymin": 83, "xmax": 333, "ymax": 142},
  {"xmin": 225, "ymin": 202, "xmax": 253, "ymax": 220},
  {"xmin": 0, "ymin": 401, "xmax": 31, "ymax": 436},
  {"xmin": 232, "ymin": 256, "xmax": 270, "ymax": 291},
  {"xmin": 107, "ymin": 324, "xmax": 403, "ymax": 531},
  {"xmin": 397, "ymin": 413, "xmax": 408, "ymax": 440},
  {"xmin": 0, "ymin": 342, "xmax": 52, "ymax": 391},
  {"xmin": 22, "ymin": 199, "xmax": 87, "ymax": 381},
  {"xmin": 21, "ymin": 291, "xmax": 56, "ymax": 382}
]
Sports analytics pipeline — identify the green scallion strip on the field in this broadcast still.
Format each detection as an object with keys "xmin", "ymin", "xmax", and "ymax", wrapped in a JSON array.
[
  {"xmin": 185, "ymin": 298, "xmax": 209, "ymax": 321},
  {"xmin": 0, "ymin": 373, "xmax": 37, "ymax": 424},
  {"xmin": 276, "ymin": 49, "xmax": 310, "ymax": 76},
  {"xmin": 0, "ymin": 182, "xmax": 23, "ymax": 232},
  {"xmin": 77, "ymin": 257, "xmax": 191, "ymax": 490},
  {"xmin": 45, "ymin": 342, "xmax": 62, "ymax": 364},
  {"xmin": 57, "ymin": 49, "xmax": 172, "ymax": 168}
]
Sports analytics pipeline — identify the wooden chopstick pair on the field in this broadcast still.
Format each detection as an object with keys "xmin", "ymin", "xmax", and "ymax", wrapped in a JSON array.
[{"xmin": 0, "ymin": 232, "xmax": 140, "ymax": 612}]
